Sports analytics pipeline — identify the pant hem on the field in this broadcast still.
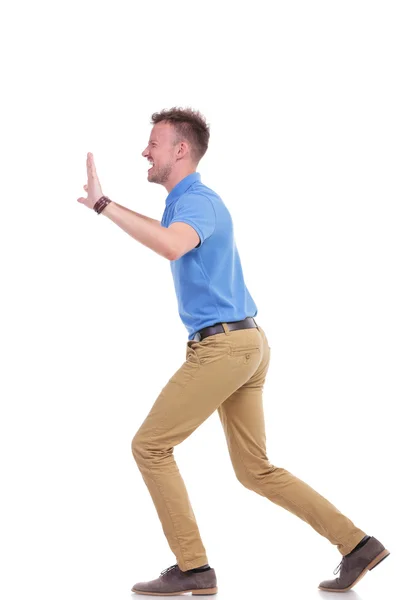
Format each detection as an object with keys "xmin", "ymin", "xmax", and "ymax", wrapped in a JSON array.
[
  {"xmin": 340, "ymin": 530, "xmax": 368, "ymax": 556},
  {"xmin": 179, "ymin": 557, "xmax": 210, "ymax": 571}
]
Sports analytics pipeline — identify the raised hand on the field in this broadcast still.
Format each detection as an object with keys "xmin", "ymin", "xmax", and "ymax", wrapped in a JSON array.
[{"xmin": 77, "ymin": 152, "xmax": 104, "ymax": 209}]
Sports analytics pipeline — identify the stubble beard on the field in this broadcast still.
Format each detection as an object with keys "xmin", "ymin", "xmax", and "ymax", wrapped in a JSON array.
[{"xmin": 149, "ymin": 161, "xmax": 173, "ymax": 185}]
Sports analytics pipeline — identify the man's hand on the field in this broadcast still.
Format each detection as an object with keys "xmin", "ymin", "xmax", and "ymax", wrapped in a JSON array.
[
  {"xmin": 77, "ymin": 152, "xmax": 104, "ymax": 209},
  {"xmin": 76, "ymin": 152, "xmax": 176, "ymax": 260}
]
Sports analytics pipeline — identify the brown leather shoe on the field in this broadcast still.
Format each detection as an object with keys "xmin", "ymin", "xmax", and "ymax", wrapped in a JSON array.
[
  {"xmin": 318, "ymin": 536, "xmax": 390, "ymax": 592},
  {"xmin": 131, "ymin": 563, "xmax": 218, "ymax": 596}
]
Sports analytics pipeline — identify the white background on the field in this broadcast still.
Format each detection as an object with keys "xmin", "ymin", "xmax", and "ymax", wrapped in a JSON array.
[{"xmin": 1, "ymin": 1, "xmax": 399, "ymax": 599}]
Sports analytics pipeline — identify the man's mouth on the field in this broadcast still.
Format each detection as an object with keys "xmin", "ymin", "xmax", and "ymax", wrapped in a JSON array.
[{"xmin": 148, "ymin": 160, "xmax": 154, "ymax": 172}]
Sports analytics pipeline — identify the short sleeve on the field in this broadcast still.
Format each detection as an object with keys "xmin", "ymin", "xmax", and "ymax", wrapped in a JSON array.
[{"xmin": 169, "ymin": 193, "xmax": 216, "ymax": 248}]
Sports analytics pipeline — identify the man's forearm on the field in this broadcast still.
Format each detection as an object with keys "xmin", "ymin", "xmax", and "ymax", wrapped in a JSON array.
[{"xmin": 101, "ymin": 201, "xmax": 174, "ymax": 259}]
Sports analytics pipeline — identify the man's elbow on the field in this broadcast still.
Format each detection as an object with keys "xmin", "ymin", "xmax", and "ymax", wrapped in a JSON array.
[
  {"xmin": 166, "ymin": 234, "xmax": 182, "ymax": 261},
  {"xmin": 165, "ymin": 251, "xmax": 175, "ymax": 261},
  {"xmin": 166, "ymin": 248, "xmax": 180, "ymax": 261},
  {"xmin": 165, "ymin": 243, "xmax": 179, "ymax": 261}
]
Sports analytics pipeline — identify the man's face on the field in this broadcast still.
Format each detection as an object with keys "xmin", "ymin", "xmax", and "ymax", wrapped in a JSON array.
[{"xmin": 142, "ymin": 122, "xmax": 178, "ymax": 185}]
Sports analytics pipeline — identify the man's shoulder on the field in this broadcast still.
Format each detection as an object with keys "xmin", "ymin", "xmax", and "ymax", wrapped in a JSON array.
[{"xmin": 182, "ymin": 181, "xmax": 222, "ymax": 204}]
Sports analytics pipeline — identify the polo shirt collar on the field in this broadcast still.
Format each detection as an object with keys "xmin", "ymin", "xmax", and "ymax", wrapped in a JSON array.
[{"xmin": 165, "ymin": 172, "xmax": 201, "ymax": 207}]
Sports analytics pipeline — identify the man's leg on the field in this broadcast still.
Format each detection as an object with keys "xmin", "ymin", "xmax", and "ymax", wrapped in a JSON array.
[
  {"xmin": 217, "ymin": 325, "xmax": 366, "ymax": 556},
  {"xmin": 131, "ymin": 332, "xmax": 263, "ymax": 571}
]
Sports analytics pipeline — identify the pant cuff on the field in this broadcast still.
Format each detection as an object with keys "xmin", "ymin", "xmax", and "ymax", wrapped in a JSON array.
[
  {"xmin": 178, "ymin": 557, "xmax": 209, "ymax": 571},
  {"xmin": 339, "ymin": 530, "xmax": 368, "ymax": 556}
]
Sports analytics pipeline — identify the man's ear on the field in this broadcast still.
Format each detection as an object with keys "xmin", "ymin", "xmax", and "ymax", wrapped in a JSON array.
[{"xmin": 176, "ymin": 140, "xmax": 190, "ymax": 160}]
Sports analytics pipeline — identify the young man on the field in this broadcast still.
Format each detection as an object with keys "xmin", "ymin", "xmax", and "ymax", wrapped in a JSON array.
[{"xmin": 77, "ymin": 107, "xmax": 389, "ymax": 595}]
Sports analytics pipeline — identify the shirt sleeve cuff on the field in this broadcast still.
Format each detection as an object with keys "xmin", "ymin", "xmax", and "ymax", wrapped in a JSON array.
[{"xmin": 169, "ymin": 218, "xmax": 204, "ymax": 247}]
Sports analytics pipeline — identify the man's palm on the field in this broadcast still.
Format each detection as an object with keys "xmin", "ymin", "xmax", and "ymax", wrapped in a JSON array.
[{"xmin": 77, "ymin": 152, "xmax": 104, "ymax": 209}]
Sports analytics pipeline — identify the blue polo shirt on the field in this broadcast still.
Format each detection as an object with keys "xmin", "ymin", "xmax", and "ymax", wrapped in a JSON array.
[{"xmin": 161, "ymin": 172, "xmax": 258, "ymax": 340}]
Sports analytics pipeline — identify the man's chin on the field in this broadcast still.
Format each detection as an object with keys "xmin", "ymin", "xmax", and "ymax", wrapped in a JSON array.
[{"xmin": 148, "ymin": 172, "xmax": 161, "ymax": 184}]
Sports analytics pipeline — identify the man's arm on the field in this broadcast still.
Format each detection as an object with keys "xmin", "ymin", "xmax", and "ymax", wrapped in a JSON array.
[
  {"xmin": 128, "ymin": 210, "xmax": 161, "ymax": 226},
  {"xmin": 101, "ymin": 201, "xmax": 174, "ymax": 260}
]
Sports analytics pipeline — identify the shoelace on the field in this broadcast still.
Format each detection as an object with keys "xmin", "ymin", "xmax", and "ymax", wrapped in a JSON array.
[
  {"xmin": 160, "ymin": 564, "xmax": 179, "ymax": 577},
  {"xmin": 333, "ymin": 559, "xmax": 343, "ymax": 576},
  {"xmin": 333, "ymin": 556, "xmax": 349, "ymax": 576}
]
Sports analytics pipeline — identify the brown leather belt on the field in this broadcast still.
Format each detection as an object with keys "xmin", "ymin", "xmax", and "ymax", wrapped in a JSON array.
[{"xmin": 193, "ymin": 317, "xmax": 258, "ymax": 342}]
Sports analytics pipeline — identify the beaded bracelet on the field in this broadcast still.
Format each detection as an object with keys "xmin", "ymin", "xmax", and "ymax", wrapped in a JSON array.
[{"xmin": 93, "ymin": 196, "xmax": 112, "ymax": 214}]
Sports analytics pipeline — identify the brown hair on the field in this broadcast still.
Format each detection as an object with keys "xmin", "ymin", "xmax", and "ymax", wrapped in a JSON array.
[{"xmin": 150, "ymin": 106, "xmax": 210, "ymax": 164}]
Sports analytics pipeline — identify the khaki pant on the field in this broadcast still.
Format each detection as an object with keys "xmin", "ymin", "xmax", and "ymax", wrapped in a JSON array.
[{"xmin": 131, "ymin": 323, "xmax": 365, "ymax": 571}]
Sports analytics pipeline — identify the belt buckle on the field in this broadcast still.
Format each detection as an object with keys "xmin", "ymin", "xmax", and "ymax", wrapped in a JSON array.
[{"xmin": 194, "ymin": 332, "xmax": 201, "ymax": 342}]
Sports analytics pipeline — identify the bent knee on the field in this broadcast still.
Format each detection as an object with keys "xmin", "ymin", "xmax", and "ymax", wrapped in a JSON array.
[
  {"xmin": 131, "ymin": 434, "xmax": 160, "ymax": 462},
  {"xmin": 235, "ymin": 460, "xmax": 277, "ymax": 486},
  {"xmin": 131, "ymin": 434, "xmax": 144, "ymax": 459}
]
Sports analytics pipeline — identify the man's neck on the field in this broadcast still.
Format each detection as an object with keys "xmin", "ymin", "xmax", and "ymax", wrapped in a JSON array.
[{"xmin": 164, "ymin": 169, "xmax": 197, "ymax": 193}]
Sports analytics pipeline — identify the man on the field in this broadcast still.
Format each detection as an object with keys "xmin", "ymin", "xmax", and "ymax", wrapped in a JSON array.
[{"xmin": 77, "ymin": 107, "xmax": 389, "ymax": 595}]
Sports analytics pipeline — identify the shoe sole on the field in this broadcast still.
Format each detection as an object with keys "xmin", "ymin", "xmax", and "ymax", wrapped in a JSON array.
[
  {"xmin": 131, "ymin": 586, "xmax": 218, "ymax": 595},
  {"xmin": 318, "ymin": 548, "xmax": 390, "ymax": 593}
]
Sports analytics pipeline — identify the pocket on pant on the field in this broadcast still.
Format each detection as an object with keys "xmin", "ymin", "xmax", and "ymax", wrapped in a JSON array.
[
  {"xmin": 190, "ymin": 338, "xmax": 231, "ymax": 366},
  {"xmin": 229, "ymin": 346, "xmax": 261, "ymax": 365},
  {"xmin": 229, "ymin": 346, "xmax": 261, "ymax": 356}
]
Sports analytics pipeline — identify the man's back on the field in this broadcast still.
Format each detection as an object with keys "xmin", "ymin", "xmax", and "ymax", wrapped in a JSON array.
[{"xmin": 161, "ymin": 172, "xmax": 258, "ymax": 340}]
